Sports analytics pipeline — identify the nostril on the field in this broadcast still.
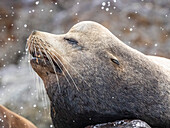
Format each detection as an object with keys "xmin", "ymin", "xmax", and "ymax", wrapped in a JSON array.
[{"xmin": 32, "ymin": 30, "xmax": 37, "ymax": 35}]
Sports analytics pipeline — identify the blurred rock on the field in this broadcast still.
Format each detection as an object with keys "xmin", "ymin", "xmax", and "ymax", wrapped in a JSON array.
[
  {"xmin": 0, "ymin": 0, "xmax": 57, "ymax": 67},
  {"xmin": 0, "ymin": 6, "xmax": 20, "ymax": 67}
]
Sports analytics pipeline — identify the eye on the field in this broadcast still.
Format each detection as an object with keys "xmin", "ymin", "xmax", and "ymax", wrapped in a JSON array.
[
  {"xmin": 64, "ymin": 37, "xmax": 78, "ymax": 45},
  {"xmin": 111, "ymin": 58, "xmax": 120, "ymax": 65}
]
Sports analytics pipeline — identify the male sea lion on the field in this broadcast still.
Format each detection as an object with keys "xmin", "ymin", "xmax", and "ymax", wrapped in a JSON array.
[
  {"xmin": 27, "ymin": 21, "xmax": 170, "ymax": 128},
  {"xmin": 0, "ymin": 105, "xmax": 37, "ymax": 128}
]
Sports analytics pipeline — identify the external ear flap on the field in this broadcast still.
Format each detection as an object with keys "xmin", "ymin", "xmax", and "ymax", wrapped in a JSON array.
[
  {"xmin": 111, "ymin": 58, "xmax": 120, "ymax": 65},
  {"xmin": 106, "ymin": 52, "xmax": 120, "ymax": 66}
]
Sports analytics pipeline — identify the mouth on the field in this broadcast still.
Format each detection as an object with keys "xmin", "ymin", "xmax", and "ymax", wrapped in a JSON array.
[{"xmin": 30, "ymin": 50, "xmax": 62, "ymax": 74}]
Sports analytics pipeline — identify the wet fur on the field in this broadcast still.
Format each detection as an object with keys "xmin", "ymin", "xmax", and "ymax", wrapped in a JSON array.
[{"xmin": 28, "ymin": 21, "xmax": 170, "ymax": 128}]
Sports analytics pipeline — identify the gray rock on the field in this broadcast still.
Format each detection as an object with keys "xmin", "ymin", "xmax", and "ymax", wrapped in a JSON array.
[{"xmin": 85, "ymin": 120, "xmax": 151, "ymax": 128}]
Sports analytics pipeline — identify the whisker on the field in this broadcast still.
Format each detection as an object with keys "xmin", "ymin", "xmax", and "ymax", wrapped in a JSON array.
[
  {"xmin": 26, "ymin": 36, "xmax": 50, "ymax": 111},
  {"xmin": 33, "ymin": 43, "xmax": 42, "ymax": 98},
  {"xmin": 46, "ymin": 50, "xmax": 79, "ymax": 91},
  {"xmin": 26, "ymin": 38, "xmax": 32, "ymax": 52},
  {"xmin": 26, "ymin": 36, "xmax": 34, "ymax": 52},
  {"xmin": 49, "ymin": 51, "xmax": 80, "ymax": 91},
  {"xmin": 38, "ymin": 43, "xmax": 61, "ymax": 92},
  {"xmin": 37, "ymin": 45, "xmax": 46, "ymax": 64},
  {"xmin": 51, "ymin": 48, "xmax": 91, "ymax": 87},
  {"xmin": 25, "ymin": 39, "xmax": 30, "ymax": 51}
]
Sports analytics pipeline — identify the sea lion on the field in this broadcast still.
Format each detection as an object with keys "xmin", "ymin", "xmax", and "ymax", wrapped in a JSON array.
[
  {"xmin": 0, "ymin": 105, "xmax": 37, "ymax": 128},
  {"xmin": 27, "ymin": 21, "xmax": 170, "ymax": 128}
]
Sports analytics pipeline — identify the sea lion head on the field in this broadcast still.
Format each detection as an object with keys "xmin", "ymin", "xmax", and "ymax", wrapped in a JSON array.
[
  {"xmin": 27, "ymin": 21, "xmax": 170, "ymax": 128},
  {"xmin": 28, "ymin": 21, "xmax": 122, "ymax": 90}
]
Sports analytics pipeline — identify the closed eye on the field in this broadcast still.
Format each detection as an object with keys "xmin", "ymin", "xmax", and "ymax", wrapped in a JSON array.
[
  {"xmin": 111, "ymin": 58, "xmax": 120, "ymax": 65},
  {"xmin": 64, "ymin": 37, "xmax": 78, "ymax": 45}
]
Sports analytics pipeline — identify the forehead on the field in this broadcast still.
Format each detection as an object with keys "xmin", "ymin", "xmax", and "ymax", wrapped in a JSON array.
[
  {"xmin": 68, "ymin": 22, "xmax": 113, "ymax": 39},
  {"xmin": 69, "ymin": 21, "xmax": 102, "ymax": 34},
  {"xmin": 71, "ymin": 23, "xmax": 91, "ymax": 32}
]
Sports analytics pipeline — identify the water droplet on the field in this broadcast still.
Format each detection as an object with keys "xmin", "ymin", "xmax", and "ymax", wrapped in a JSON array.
[
  {"xmin": 154, "ymin": 44, "xmax": 158, "ymax": 47},
  {"xmin": 33, "ymin": 104, "xmax": 37, "ymax": 108},
  {"xmin": 106, "ymin": 8, "xmax": 109, "ymax": 11},
  {"xmin": 101, "ymin": 7, "xmax": 104, "ymax": 9},
  {"xmin": 35, "ymin": 1, "xmax": 39, "ymax": 5},
  {"xmin": 24, "ymin": 24, "xmax": 27, "ymax": 28},
  {"xmin": 102, "ymin": 2, "xmax": 106, "ymax": 6},
  {"xmin": 108, "ymin": 2, "xmax": 110, "ymax": 6}
]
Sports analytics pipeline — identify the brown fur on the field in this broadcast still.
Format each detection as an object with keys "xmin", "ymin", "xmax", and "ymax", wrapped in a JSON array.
[{"xmin": 0, "ymin": 105, "xmax": 37, "ymax": 128}]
